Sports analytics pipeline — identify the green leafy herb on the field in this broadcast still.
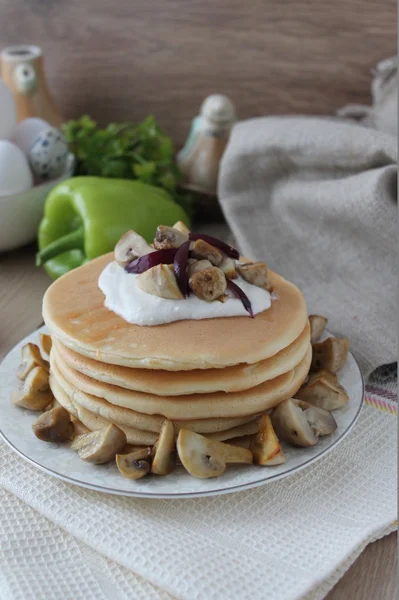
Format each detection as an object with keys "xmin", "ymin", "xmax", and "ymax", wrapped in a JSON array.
[{"xmin": 62, "ymin": 115, "xmax": 192, "ymax": 215}]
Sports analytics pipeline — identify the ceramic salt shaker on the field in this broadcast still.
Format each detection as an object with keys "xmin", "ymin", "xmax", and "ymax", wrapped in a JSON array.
[{"xmin": 177, "ymin": 94, "xmax": 236, "ymax": 196}]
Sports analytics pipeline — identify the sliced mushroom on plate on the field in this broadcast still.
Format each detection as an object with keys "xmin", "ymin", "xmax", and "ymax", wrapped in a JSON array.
[
  {"xmin": 70, "ymin": 423, "xmax": 126, "ymax": 464},
  {"xmin": 32, "ymin": 406, "xmax": 74, "ymax": 442},
  {"xmin": 219, "ymin": 256, "xmax": 237, "ymax": 280},
  {"xmin": 114, "ymin": 230, "xmax": 155, "ymax": 267},
  {"xmin": 136, "ymin": 264, "xmax": 184, "ymax": 299},
  {"xmin": 190, "ymin": 239, "xmax": 223, "ymax": 266},
  {"xmin": 177, "ymin": 429, "xmax": 253, "ymax": 479},
  {"xmin": 311, "ymin": 337, "xmax": 350, "ymax": 372},
  {"xmin": 187, "ymin": 259, "xmax": 213, "ymax": 277},
  {"xmin": 296, "ymin": 370, "xmax": 349, "ymax": 410},
  {"xmin": 70, "ymin": 414, "xmax": 90, "ymax": 436},
  {"xmin": 154, "ymin": 225, "xmax": 189, "ymax": 250},
  {"xmin": 116, "ymin": 447, "xmax": 152, "ymax": 479},
  {"xmin": 300, "ymin": 404, "xmax": 337, "ymax": 437},
  {"xmin": 250, "ymin": 414, "xmax": 286, "ymax": 466},
  {"xmin": 151, "ymin": 419, "xmax": 177, "ymax": 475},
  {"xmin": 271, "ymin": 398, "xmax": 319, "ymax": 447},
  {"xmin": 12, "ymin": 365, "xmax": 53, "ymax": 411},
  {"xmin": 189, "ymin": 267, "xmax": 227, "ymax": 302},
  {"xmin": 236, "ymin": 262, "xmax": 272, "ymax": 291},
  {"xmin": 173, "ymin": 220, "xmax": 190, "ymax": 234},
  {"xmin": 17, "ymin": 342, "xmax": 49, "ymax": 381},
  {"xmin": 308, "ymin": 314, "xmax": 328, "ymax": 344},
  {"xmin": 39, "ymin": 333, "xmax": 53, "ymax": 356}
]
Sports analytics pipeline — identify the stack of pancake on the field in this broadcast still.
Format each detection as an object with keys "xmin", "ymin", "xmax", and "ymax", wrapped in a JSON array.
[{"xmin": 43, "ymin": 254, "xmax": 312, "ymax": 446}]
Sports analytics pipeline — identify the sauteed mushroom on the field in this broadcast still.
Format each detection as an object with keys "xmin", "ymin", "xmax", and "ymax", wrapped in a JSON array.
[
  {"xmin": 237, "ymin": 262, "xmax": 272, "ymax": 291},
  {"xmin": 151, "ymin": 420, "xmax": 176, "ymax": 475},
  {"xmin": 116, "ymin": 447, "xmax": 152, "ymax": 479},
  {"xmin": 12, "ymin": 366, "xmax": 53, "ymax": 411},
  {"xmin": 311, "ymin": 337, "xmax": 350, "ymax": 372},
  {"xmin": 189, "ymin": 267, "xmax": 227, "ymax": 302},
  {"xmin": 154, "ymin": 225, "xmax": 189, "ymax": 250},
  {"xmin": 32, "ymin": 406, "xmax": 74, "ymax": 442},
  {"xmin": 309, "ymin": 315, "xmax": 328, "ymax": 344},
  {"xmin": 136, "ymin": 264, "xmax": 184, "ymax": 299},
  {"xmin": 114, "ymin": 230, "xmax": 154, "ymax": 267},
  {"xmin": 250, "ymin": 414, "xmax": 286, "ymax": 465},
  {"xmin": 70, "ymin": 424, "xmax": 126, "ymax": 464}
]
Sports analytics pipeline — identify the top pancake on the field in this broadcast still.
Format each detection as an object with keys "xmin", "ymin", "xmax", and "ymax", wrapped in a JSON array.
[{"xmin": 43, "ymin": 253, "xmax": 308, "ymax": 371}]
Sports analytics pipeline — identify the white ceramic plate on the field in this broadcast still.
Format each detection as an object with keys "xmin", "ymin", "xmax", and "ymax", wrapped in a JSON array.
[{"xmin": 0, "ymin": 326, "xmax": 364, "ymax": 499}]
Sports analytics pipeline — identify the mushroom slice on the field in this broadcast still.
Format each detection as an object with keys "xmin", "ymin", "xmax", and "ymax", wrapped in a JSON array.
[
  {"xmin": 309, "ymin": 314, "xmax": 328, "ymax": 344},
  {"xmin": 151, "ymin": 419, "xmax": 176, "ymax": 475},
  {"xmin": 32, "ymin": 406, "xmax": 74, "ymax": 442},
  {"xmin": 296, "ymin": 370, "xmax": 349, "ymax": 410},
  {"xmin": 187, "ymin": 259, "xmax": 213, "ymax": 277},
  {"xmin": 311, "ymin": 337, "xmax": 350, "ymax": 372},
  {"xmin": 17, "ymin": 342, "xmax": 49, "ymax": 381},
  {"xmin": 190, "ymin": 239, "xmax": 223, "ymax": 266},
  {"xmin": 154, "ymin": 225, "xmax": 189, "ymax": 250},
  {"xmin": 114, "ymin": 230, "xmax": 154, "ymax": 267},
  {"xmin": 177, "ymin": 429, "xmax": 252, "ymax": 479},
  {"xmin": 271, "ymin": 398, "xmax": 318, "ymax": 447},
  {"xmin": 302, "ymin": 405, "xmax": 337, "ymax": 437},
  {"xmin": 39, "ymin": 333, "xmax": 53, "ymax": 356},
  {"xmin": 189, "ymin": 267, "xmax": 227, "ymax": 302},
  {"xmin": 136, "ymin": 264, "xmax": 183, "ymax": 299},
  {"xmin": 116, "ymin": 447, "xmax": 152, "ymax": 479},
  {"xmin": 250, "ymin": 414, "xmax": 286, "ymax": 466},
  {"xmin": 71, "ymin": 415, "xmax": 90, "ymax": 436},
  {"xmin": 219, "ymin": 256, "xmax": 237, "ymax": 280},
  {"xmin": 237, "ymin": 262, "xmax": 272, "ymax": 291},
  {"xmin": 12, "ymin": 365, "xmax": 53, "ymax": 411},
  {"xmin": 173, "ymin": 220, "xmax": 190, "ymax": 234},
  {"xmin": 70, "ymin": 423, "xmax": 126, "ymax": 464}
]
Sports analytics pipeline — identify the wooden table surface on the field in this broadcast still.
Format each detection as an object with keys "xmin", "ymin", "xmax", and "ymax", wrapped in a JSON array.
[{"xmin": 0, "ymin": 244, "xmax": 397, "ymax": 598}]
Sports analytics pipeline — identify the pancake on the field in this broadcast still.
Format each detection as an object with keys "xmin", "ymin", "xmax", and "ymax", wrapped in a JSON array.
[
  {"xmin": 43, "ymin": 253, "xmax": 308, "ymax": 371},
  {"xmin": 51, "ymin": 357, "xmax": 259, "ymax": 434},
  {"xmin": 51, "ymin": 345, "xmax": 311, "ymax": 420},
  {"xmin": 53, "ymin": 321, "xmax": 310, "ymax": 395},
  {"xmin": 50, "ymin": 374, "xmax": 260, "ymax": 443}
]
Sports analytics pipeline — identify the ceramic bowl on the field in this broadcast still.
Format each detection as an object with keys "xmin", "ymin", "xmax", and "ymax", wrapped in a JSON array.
[{"xmin": 0, "ymin": 154, "xmax": 75, "ymax": 252}]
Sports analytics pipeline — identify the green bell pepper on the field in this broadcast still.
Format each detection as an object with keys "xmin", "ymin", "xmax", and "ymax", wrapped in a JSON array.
[{"xmin": 36, "ymin": 176, "xmax": 189, "ymax": 279}]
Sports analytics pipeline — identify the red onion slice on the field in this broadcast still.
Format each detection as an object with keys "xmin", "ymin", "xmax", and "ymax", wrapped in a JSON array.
[
  {"xmin": 174, "ymin": 240, "xmax": 191, "ymax": 297},
  {"xmin": 227, "ymin": 279, "xmax": 254, "ymax": 318},
  {"xmin": 125, "ymin": 248, "xmax": 178, "ymax": 274},
  {"xmin": 189, "ymin": 233, "xmax": 239, "ymax": 259}
]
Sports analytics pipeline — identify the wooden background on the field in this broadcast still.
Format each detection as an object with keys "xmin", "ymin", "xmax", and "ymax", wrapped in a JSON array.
[{"xmin": 1, "ymin": 0, "xmax": 396, "ymax": 145}]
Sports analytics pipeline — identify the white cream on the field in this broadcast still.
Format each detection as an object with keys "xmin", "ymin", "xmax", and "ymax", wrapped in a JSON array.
[{"xmin": 98, "ymin": 261, "xmax": 272, "ymax": 326}]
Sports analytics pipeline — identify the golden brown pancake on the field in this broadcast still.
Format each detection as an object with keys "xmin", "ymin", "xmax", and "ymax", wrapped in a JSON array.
[
  {"xmin": 51, "ymin": 345, "xmax": 311, "ymax": 420},
  {"xmin": 53, "ymin": 321, "xmax": 310, "ymax": 395},
  {"xmin": 43, "ymin": 253, "xmax": 308, "ymax": 370}
]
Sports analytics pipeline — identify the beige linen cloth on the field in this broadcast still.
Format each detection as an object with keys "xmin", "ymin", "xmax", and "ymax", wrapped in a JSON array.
[{"xmin": 218, "ymin": 116, "xmax": 397, "ymax": 376}]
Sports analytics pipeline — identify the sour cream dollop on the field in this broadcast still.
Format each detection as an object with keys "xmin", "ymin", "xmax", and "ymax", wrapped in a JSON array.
[{"xmin": 99, "ymin": 261, "xmax": 271, "ymax": 326}]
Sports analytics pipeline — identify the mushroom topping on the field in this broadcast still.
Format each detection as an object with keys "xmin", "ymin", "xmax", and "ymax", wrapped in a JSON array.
[
  {"xmin": 71, "ymin": 415, "xmax": 90, "ymax": 436},
  {"xmin": 173, "ymin": 220, "xmax": 190, "ymax": 234},
  {"xmin": 271, "ymin": 399, "xmax": 318, "ymax": 447},
  {"xmin": 12, "ymin": 366, "xmax": 53, "ymax": 411},
  {"xmin": 250, "ymin": 414, "xmax": 286, "ymax": 466},
  {"xmin": 309, "ymin": 314, "xmax": 328, "ymax": 344},
  {"xmin": 70, "ymin": 423, "xmax": 126, "ymax": 464},
  {"xmin": 311, "ymin": 337, "xmax": 350, "ymax": 372},
  {"xmin": 190, "ymin": 239, "xmax": 223, "ymax": 266},
  {"xmin": 116, "ymin": 447, "xmax": 152, "ymax": 479},
  {"xmin": 17, "ymin": 343, "xmax": 49, "ymax": 381},
  {"xmin": 151, "ymin": 419, "xmax": 176, "ymax": 475},
  {"xmin": 301, "ymin": 404, "xmax": 337, "ymax": 437},
  {"xmin": 154, "ymin": 225, "xmax": 189, "ymax": 250},
  {"xmin": 39, "ymin": 333, "xmax": 53, "ymax": 356},
  {"xmin": 136, "ymin": 264, "xmax": 184, "ymax": 299},
  {"xmin": 187, "ymin": 259, "xmax": 213, "ymax": 277},
  {"xmin": 177, "ymin": 429, "xmax": 253, "ymax": 479},
  {"xmin": 32, "ymin": 406, "xmax": 74, "ymax": 442},
  {"xmin": 189, "ymin": 267, "xmax": 227, "ymax": 302},
  {"xmin": 219, "ymin": 256, "xmax": 237, "ymax": 280},
  {"xmin": 114, "ymin": 230, "xmax": 154, "ymax": 267},
  {"xmin": 296, "ymin": 370, "xmax": 349, "ymax": 410},
  {"xmin": 237, "ymin": 262, "xmax": 272, "ymax": 291}
]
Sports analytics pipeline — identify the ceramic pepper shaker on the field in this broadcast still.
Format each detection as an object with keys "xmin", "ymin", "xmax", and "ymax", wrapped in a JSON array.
[
  {"xmin": 0, "ymin": 45, "xmax": 63, "ymax": 127},
  {"xmin": 177, "ymin": 94, "xmax": 236, "ymax": 196}
]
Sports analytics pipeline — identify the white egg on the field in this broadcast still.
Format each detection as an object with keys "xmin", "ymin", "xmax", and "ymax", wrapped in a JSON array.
[
  {"xmin": 28, "ymin": 127, "xmax": 69, "ymax": 180},
  {"xmin": 0, "ymin": 140, "xmax": 33, "ymax": 196},
  {"xmin": 0, "ymin": 79, "xmax": 17, "ymax": 140},
  {"xmin": 13, "ymin": 117, "xmax": 50, "ymax": 154}
]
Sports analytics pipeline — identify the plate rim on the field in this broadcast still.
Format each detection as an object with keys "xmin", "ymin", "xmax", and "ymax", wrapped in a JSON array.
[{"xmin": 0, "ymin": 326, "xmax": 365, "ymax": 499}]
